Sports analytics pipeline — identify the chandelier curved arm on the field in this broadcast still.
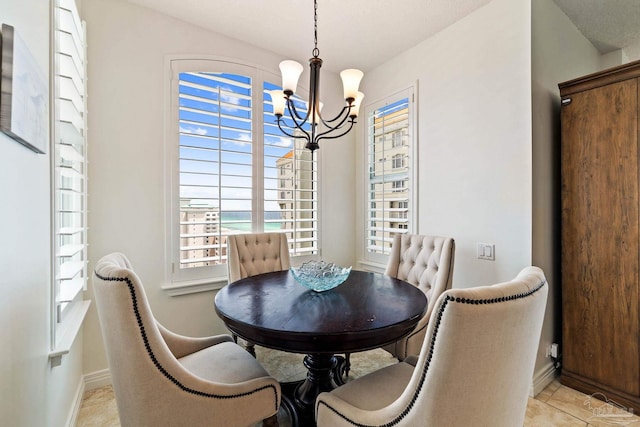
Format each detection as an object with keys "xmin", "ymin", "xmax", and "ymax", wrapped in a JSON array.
[
  {"xmin": 287, "ymin": 98, "xmax": 310, "ymax": 124},
  {"xmin": 319, "ymin": 105, "xmax": 355, "ymax": 133},
  {"xmin": 316, "ymin": 118, "xmax": 356, "ymax": 143},
  {"xmin": 320, "ymin": 104, "xmax": 353, "ymax": 126},
  {"xmin": 276, "ymin": 117, "xmax": 310, "ymax": 140}
]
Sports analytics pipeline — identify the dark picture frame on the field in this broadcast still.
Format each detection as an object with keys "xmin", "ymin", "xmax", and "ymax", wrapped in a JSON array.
[{"xmin": 0, "ymin": 24, "xmax": 48, "ymax": 154}]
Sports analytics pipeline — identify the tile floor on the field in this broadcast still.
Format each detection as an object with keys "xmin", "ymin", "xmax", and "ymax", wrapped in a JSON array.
[{"xmin": 77, "ymin": 347, "xmax": 640, "ymax": 426}]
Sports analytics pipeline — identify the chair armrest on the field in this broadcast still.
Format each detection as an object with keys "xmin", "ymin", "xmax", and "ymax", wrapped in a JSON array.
[
  {"xmin": 316, "ymin": 392, "xmax": 393, "ymax": 427},
  {"xmin": 157, "ymin": 321, "xmax": 233, "ymax": 359}
]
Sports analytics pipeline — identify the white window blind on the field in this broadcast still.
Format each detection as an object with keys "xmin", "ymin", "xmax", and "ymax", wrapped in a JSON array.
[
  {"xmin": 170, "ymin": 61, "xmax": 318, "ymax": 286},
  {"xmin": 178, "ymin": 72, "xmax": 253, "ymax": 268},
  {"xmin": 263, "ymin": 82, "xmax": 318, "ymax": 257},
  {"xmin": 52, "ymin": 0, "xmax": 87, "ymax": 324},
  {"xmin": 365, "ymin": 90, "xmax": 414, "ymax": 257}
]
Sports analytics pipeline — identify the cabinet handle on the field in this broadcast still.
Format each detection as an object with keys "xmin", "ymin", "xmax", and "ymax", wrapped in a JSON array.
[{"xmin": 561, "ymin": 98, "xmax": 572, "ymax": 106}]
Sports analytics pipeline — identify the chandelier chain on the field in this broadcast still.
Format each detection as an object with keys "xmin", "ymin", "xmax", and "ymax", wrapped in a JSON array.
[{"xmin": 313, "ymin": 0, "xmax": 319, "ymax": 57}]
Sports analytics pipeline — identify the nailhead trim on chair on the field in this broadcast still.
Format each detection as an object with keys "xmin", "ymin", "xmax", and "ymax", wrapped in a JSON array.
[
  {"xmin": 316, "ymin": 277, "xmax": 547, "ymax": 427},
  {"xmin": 95, "ymin": 271, "xmax": 279, "ymax": 411}
]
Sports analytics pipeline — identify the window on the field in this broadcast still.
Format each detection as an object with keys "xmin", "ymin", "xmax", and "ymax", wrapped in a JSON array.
[
  {"xmin": 364, "ymin": 87, "xmax": 415, "ymax": 260},
  {"xmin": 167, "ymin": 59, "xmax": 318, "ymax": 288},
  {"xmin": 392, "ymin": 180, "xmax": 405, "ymax": 191},
  {"xmin": 392, "ymin": 154, "xmax": 404, "ymax": 169},
  {"xmin": 50, "ymin": 0, "xmax": 89, "ymax": 363},
  {"xmin": 392, "ymin": 130, "xmax": 404, "ymax": 147}
]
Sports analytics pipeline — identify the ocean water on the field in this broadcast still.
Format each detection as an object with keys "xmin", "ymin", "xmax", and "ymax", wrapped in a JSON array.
[
  {"xmin": 221, "ymin": 221, "xmax": 283, "ymax": 232},
  {"xmin": 221, "ymin": 211, "xmax": 282, "ymax": 232}
]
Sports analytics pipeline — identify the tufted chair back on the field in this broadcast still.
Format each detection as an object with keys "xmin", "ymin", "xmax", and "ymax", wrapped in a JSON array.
[
  {"xmin": 227, "ymin": 233, "xmax": 291, "ymax": 284},
  {"xmin": 383, "ymin": 234, "xmax": 455, "ymax": 359}
]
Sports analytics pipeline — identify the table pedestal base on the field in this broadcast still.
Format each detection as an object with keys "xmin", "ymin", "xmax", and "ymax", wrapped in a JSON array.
[{"xmin": 281, "ymin": 353, "xmax": 348, "ymax": 426}]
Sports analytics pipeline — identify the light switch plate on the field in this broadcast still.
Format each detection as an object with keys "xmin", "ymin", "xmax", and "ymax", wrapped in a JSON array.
[{"xmin": 477, "ymin": 243, "xmax": 495, "ymax": 260}]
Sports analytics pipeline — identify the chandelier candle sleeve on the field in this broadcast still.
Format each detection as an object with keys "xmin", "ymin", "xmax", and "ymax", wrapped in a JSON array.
[
  {"xmin": 340, "ymin": 69, "xmax": 364, "ymax": 101},
  {"xmin": 313, "ymin": 102, "xmax": 324, "ymax": 125},
  {"xmin": 268, "ymin": 90, "xmax": 286, "ymax": 116},
  {"xmin": 279, "ymin": 60, "xmax": 304, "ymax": 95},
  {"xmin": 351, "ymin": 92, "xmax": 365, "ymax": 118}
]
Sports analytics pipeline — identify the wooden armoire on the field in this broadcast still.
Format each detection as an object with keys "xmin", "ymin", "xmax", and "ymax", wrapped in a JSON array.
[{"xmin": 559, "ymin": 59, "xmax": 640, "ymax": 412}]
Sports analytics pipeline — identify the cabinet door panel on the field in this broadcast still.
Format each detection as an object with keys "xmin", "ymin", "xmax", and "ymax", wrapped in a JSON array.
[{"xmin": 561, "ymin": 78, "xmax": 639, "ymax": 396}]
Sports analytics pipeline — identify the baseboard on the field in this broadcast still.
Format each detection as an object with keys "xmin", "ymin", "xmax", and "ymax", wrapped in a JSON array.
[
  {"xmin": 80, "ymin": 364, "xmax": 557, "ymax": 409},
  {"xmin": 63, "ymin": 370, "xmax": 111, "ymax": 427},
  {"xmin": 66, "ymin": 378, "xmax": 85, "ymax": 427},
  {"xmin": 84, "ymin": 368, "xmax": 112, "ymax": 391},
  {"xmin": 531, "ymin": 361, "xmax": 558, "ymax": 397}
]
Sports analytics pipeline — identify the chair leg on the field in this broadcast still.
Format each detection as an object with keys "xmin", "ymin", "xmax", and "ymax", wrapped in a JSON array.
[
  {"xmin": 246, "ymin": 341, "xmax": 256, "ymax": 358},
  {"xmin": 262, "ymin": 414, "xmax": 279, "ymax": 427},
  {"xmin": 344, "ymin": 352, "xmax": 351, "ymax": 377},
  {"xmin": 234, "ymin": 334, "xmax": 256, "ymax": 357}
]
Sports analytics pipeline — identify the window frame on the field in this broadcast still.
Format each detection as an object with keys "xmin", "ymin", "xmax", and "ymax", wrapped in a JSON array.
[
  {"xmin": 163, "ymin": 57, "xmax": 319, "ymax": 294},
  {"xmin": 362, "ymin": 86, "xmax": 417, "ymax": 266}
]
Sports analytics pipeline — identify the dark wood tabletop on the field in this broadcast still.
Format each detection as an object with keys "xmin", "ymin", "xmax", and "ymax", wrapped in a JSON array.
[{"xmin": 214, "ymin": 269, "xmax": 427, "ymax": 354}]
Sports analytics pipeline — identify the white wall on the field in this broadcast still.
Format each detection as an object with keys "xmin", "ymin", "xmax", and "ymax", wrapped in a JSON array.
[
  {"xmin": 530, "ymin": 0, "xmax": 604, "ymax": 390},
  {"xmin": 82, "ymin": 0, "xmax": 355, "ymax": 375},
  {"xmin": 358, "ymin": 0, "xmax": 533, "ymax": 287},
  {"xmin": 0, "ymin": 0, "xmax": 85, "ymax": 425}
]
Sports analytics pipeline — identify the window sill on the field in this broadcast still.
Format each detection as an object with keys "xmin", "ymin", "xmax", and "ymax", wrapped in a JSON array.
[
  {"xmin": 161, "ymin": 276, "xmax": 228, "ymax": 296},
  {"xmin": 357, "ymin": 259, "xmax": 387, "ymax": 273},
  {"xmin": 49, "ymin": 300, "xmax": 91, "ymax": 368}
]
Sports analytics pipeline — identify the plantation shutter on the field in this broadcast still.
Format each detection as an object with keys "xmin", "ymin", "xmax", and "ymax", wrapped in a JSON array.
[
  {"xmin": 366, "ymin": 95, "xmax": 412, "ymax": 256},
  {"xmin": 178, "ymin": 72, "xmax": 253, "ymax": 268},
  {"xmin": 53, "ymin": 0, "xmax": 88, "ymax": 322},
  {"xmin": 170, "ymin": 62, "xmax": 320, "ymax": 286}
]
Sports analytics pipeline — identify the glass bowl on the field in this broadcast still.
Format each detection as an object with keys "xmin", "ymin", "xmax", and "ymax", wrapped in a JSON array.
[{"xmin": 290, "ymin": 260, "xmax": 352, "ymax": 292}]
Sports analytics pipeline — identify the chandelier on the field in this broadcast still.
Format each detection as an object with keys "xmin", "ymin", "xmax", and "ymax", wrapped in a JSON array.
[{"xmin": 269, "ymin": 0, "xmax": 365, "ymax": 152}]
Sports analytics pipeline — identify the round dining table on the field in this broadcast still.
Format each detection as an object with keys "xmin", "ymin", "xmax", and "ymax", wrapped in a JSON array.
[{"xmin": 214, "ymin": 269, "xmax": 427, "ymax": 426}]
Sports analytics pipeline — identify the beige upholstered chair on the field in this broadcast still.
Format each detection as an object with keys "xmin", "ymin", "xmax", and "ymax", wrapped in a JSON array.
[
  {"xmin": 226, "ymin": 232, "xmax": 291, "ymax": 354},
  {"xmin": 316, "ymin": 266, "xmax": 548, "ymax": 427},
  {"xmin": 227, "ymin": 232, "xmax": 291, "ymax": 284},
  {"xmin": 342, "ymin": 234, "xmax": 454, "ymax": 377},
  {"xmin": 384, "ymin": 234, "xmax": 455, "ymax": 359},
  {"xmin": 94, "ymin": 253, "xmax": 281, "ymax": 427}
]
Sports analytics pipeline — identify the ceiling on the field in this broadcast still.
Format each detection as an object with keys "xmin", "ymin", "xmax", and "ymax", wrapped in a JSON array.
[
  {"xmin": 553, "ymin": 0, "xmax": 640, "ymax": 60},
  {"xmin": 125, "ymin": 0, "xmax": 640, "ymax": 72}
]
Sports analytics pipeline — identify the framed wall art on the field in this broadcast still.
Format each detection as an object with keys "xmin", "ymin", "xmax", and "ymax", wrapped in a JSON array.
[{"xmin": 0, "ymin": 24, "xmax": 48, "ymax": 154}]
